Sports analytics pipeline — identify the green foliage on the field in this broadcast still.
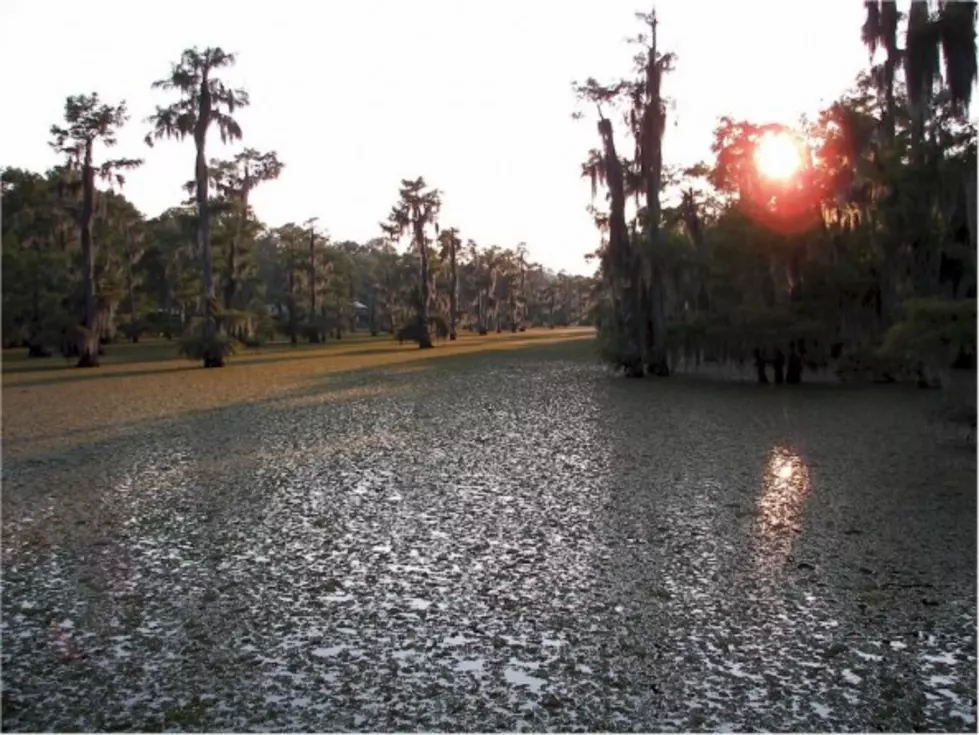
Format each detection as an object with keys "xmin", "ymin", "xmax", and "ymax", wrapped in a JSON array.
[
  {"xmin": 250, "ymin": 311, "xmax": 276, "ymax": 342},
  {"xmin": 580, "ymin": 6, "xmax": 976, "ymax": 382},
  {"xmin": 879, "ymin": 298, "xmax": 976, "ymax": 367},
  {"xmin": 0, "ymin": 49, "xmax": 599, "ymax": 364},
  {"xmin": 177, "ymin": 318, "xmax": 239, "ymax": 362},
  {"xmin": 241, "ymin": 334, "xmax": 266, "ymax": 349},
  {"xmin": 835, "ymin": 347, "xmax": 907, "ymax": 383},
  {"xmin": 118, "ymin": 320, "xmax": 144, "ymax": 341},
  {"xmin": 217, "ymin": 307, "xmax": 252, "ymax": 332},
  {"xmin": 597, "ymin": 327, "xmax": 637, "ymax": 371}
]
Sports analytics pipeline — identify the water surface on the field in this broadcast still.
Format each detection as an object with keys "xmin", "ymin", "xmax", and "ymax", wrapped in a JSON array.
[{"xmin": 2, "ymin": 351, "xmax": 975, "ymax": 731}]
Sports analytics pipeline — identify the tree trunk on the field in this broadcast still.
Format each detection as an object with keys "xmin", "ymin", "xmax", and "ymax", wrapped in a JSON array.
[
  {"xmin": 786, "ymin": 341, "xmax": 803, "ymax": 384},
  {"xmin": 288, "ymin": 266, "xmax": 298, "ymax": 345},
  {"xmin": 226, "ymin": 178, "xmax": 252, "ymax": 312},
  {"xmin": 773, "ymin": 350, "xmax": 785, "ymax": 384},
  {"xmin": 308, "ymin": 230, "xmax": 317, "ymax": 324},
  {"xmin": 225, "ymin": 204, "xmax": 244, "ymax": 312},
  {"xmin": 598, "ymin": 117, "xmax": 642, "ymax": 375},
  {"xmin": 517, "ymin": 262, "xmax": 527, "ymax": 330},
  {"xmin": 28, "ymin": 262, "xmax": 49, "ymax": 356},
  {"xmin": 76, "ymin": 142, "xmax": 99, "ymax": 368},
  {"xmin": 754, "ymin": 348, "xmax": 769, "ymax": 384},
  {"xmin": 224, "ymin": 237, "xmax": 237, "ymax": 312},
  {"xmin": 881, "ymin": 48, "xmax": 897, "ymax": 145},
  {"xmin": 127, "ymin": 249, "xmax": 139, "ymax": 343},
  {"xmin": 29, "ymin": 268, "xmax": 46, "ymax": 355},
  {"xmin": 682, "ymin": 192, "xmax": 711, "ymax": 311},
  {"xmin": 449, "ymin": 237, "xmax": 458, "ymax": 340},
  {"xmin": 641, "ymin": 17, "xmax": 669, "ymax": 377},
  {"xmin": 195, "ymin": 140, "xmax": 221, "ymax": 366},
  {"xmin": 100, "ymin": 302, "xmax": 119, "ymax": 343},
  {"xmin": 477, "ymin": 290, "xmax": 488, "ymax": 335},
  {"xmin": 369, "ymin": 283, "xmax": 379, "ymax": 337},
  {"xmin": 195, "ymin": 80, "xmax": 222, "ymax": 368},
  {"xmin": 417, "ymin": 229, "xmax": 433, "ymax": 349},
  {"xmin": 335, "ymin": 294, "xmax": 344, "ymax": 341}
]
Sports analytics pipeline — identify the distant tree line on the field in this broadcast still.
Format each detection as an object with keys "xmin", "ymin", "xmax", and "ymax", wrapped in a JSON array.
[{"xmin": 1, "ymin": 48, "xmax": 597, "ymax": 367}]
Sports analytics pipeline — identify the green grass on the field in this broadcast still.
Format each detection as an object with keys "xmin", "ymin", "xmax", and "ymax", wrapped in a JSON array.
[
  {"xmin": 2, "ymin": 328, "xmax": 591, "ymax": 376},
  {"xmin": 1, "ymin": 327, "xmax": 596, "ymax": 460},
  {"xmin": 1, "ymin": 331, "xmax": 394, "ymax": 374}
]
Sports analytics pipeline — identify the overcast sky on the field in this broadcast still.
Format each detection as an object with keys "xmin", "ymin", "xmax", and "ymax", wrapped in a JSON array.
[{"xmin": 0, "ymin": 0, "xmax": 869, "ymax": 274}]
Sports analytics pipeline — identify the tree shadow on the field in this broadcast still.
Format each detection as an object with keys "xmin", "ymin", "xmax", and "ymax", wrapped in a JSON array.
[
  {"xmin": 3, "ymin": 363, "xmax": 202, "ymax": 389},
  {"xmin": 2, "ymin": 337, "xmax": 596, "ymax": 475},
  {"xmin": 2, "ymin": 332, "xmax": 594, "ymax": 388}
]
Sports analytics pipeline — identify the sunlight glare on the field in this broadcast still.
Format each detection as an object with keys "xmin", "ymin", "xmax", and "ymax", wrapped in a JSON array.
[
  {"xmin": 754, "ymin": 132, "xmax": 803, "ymax": 181},
  {"xmin": 753, "ymin": 446, "xmax": 812, "ymax": 571},
  {"xmin": 776, "ymin": 460, "xmax": 795, "ymax": 480}
]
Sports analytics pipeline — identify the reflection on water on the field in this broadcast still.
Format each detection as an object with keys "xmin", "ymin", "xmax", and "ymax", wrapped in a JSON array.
[{"xmin": 755, "ymin": 446, "xmax": 811, "ymax": 569}]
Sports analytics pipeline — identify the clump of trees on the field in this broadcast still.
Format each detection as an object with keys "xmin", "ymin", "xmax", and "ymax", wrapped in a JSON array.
[
  {"xmin": 2, "ymin": 47, "xmax": 597, "ymax": 368},
  {"xmin": 579, "ymin": 2, "xmax": 976, "ymax": 388},
  {"xmin": 48, "ymin": 94, "xmax": 143, "ymax": 366}
]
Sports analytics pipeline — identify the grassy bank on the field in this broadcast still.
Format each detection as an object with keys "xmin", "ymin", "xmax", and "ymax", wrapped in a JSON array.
[{"xmin": 1, "ymin": 328, "xmax": 596, "ymax": 459}]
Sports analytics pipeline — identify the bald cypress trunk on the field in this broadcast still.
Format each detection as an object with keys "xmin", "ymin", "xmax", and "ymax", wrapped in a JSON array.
[
  {"xmin": 641, "ymin": 15, "xmax": 669, "ymax": 377},
  {"xmin": 126, "ymin": 234, "xmax": 139, "ymax": 343},
  {"xmin": 449, "ymin": 237, "xmax": 458, "ymax": 340},
  {"xmin": 225, "ymin": 184, "xmax": 248, "ymax": 312},
  {"xmin": 308, "ymin": 229, "xmax": 318, "ymax": 341},
  {"xmin": 415, "ymin": 217, "xmax": 433, "ymax": 349},
  {"xmin": 598, "ymin": 117, "xmax": 643, "ymax": 376},
  {"xmin": 195, "ymin": 75, "xmax": 223, "ymax": 368},
  {"xmin": 76, "ymin": 141, "xmax": 99, "ymax": 368}
]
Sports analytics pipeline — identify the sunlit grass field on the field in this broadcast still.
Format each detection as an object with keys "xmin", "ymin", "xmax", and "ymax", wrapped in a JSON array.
[{"xmin": 1, "ymin": 327, "xmax": 596, "ymax": 459}]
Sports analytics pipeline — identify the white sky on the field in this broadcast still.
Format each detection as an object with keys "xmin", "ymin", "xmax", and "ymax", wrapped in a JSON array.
[{"xmin": 0, "ymin": 0, "xmax": 869, "ymax": 275}]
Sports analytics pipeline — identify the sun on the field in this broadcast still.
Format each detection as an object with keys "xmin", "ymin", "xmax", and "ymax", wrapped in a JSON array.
[{"xmin": 754, "ymin": 131, "xmax": 803, "ymax": 181}]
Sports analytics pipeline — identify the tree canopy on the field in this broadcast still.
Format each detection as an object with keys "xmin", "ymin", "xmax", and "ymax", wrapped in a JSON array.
[
  {"xmin": 580, "ymin": 1, "xmax": 976, "ymax": 385},
  {"xmin": 2, "ymin": 3, "xmax": 975, "ymax": 388}
]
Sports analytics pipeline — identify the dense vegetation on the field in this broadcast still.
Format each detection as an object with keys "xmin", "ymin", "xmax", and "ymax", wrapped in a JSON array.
[
  {"xmin": 1, "ymin": 52, "xmax": 595, "ymax": 367},
  {"xmin": 2, "ymin": 1, "xmax": 975, "ymax": 394},
  {"xmin": 580, "ymin": 2, "xmax": 976, "ymax": 387}
]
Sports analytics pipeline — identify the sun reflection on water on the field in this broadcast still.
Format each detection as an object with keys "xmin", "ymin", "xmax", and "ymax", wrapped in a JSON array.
[{"xmin": 755, "ymin": 446, "xmax": 811, "ymax": 570}]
